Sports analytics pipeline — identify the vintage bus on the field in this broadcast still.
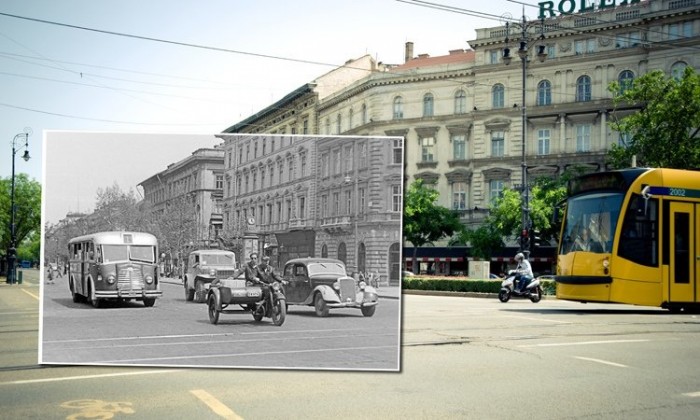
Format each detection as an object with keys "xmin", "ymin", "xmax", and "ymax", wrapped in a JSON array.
[
  {"xmin": 68, "ymin": 231, "xmax": 162, "ymax": 308},
  {"xmin": 556, "ymin": 168, "xmax": 700, "ymax": 312}
]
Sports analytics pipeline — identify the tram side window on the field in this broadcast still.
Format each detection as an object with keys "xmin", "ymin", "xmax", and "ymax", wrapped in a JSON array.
[{"xmin": 618, "ymin": 194, "xmax": 658, "ymax": 267}]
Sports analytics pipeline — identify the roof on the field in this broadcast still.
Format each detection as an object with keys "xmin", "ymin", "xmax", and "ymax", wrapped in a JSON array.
[
  {"xmin": 284, "ymin": 257, "xmax": 344, "ymax": 265},
  {"xmin": 391, "ymin": 49, "xmax": 475, "ymax": 71}
]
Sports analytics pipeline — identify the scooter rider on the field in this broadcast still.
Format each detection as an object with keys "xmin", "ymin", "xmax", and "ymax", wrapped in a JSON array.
[{"xmin": 514, "ymin": 252, "xmax": 534, "ymax": 292}]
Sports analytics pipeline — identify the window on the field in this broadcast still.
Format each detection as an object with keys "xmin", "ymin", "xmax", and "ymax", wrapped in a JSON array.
[
  {"xmin": 359, "ymin": 188, "xmax": 366, "ymax": 214},
  {"xmin": 618, "ymin": 70, "xmax": 634, "ymax": 93},
  {"xmin": 576, "ymin": 124, "xmax": 591, "ymax": 152},
  {"xmin": 574, "ymin": 38, "xmax": 597, "ymax": 54},
  {"xmin": 321, "ymin": 195, "xmax": 328, "ymax": 218},
  {"xmin": 286, "ymin": 199, "xmax": 291, "ymax": 221},
  {"xmin": 392, "ymin": 139, "xmax": 403, "ymax": 164},
  {"xmin": 489, "ymin": 50, "xmax": 499, "ymax": 64},
  {"xmin": 252, "ymin": 170, "xmax": 257, "ymax": 190},
  {"xmin": 491, "ymin": 131, "xmax": 505, "ymax": 157},
  {"xmin": 423, "ymin": 93, "xmax": 434, "ymax": 117},
  {"xmin": 576, "ymin": 75, "xmax": 592, "ymax": 102},
  {"xmin": 452, "ymin": 135, "xmax": 466, "ymax": 160},
  {"xmin": 298, "ymin": 196, "xmax": 305, "ymax": 219},
  {"xmin": 344, "ymin": 146, "xmax": 354, "ymax": 172},
  {"xmin": 454, "ymin": 90, "xmax": 467, "ymax": 114},
  {"xmin": 668, "ymin": 21, "xmax": 693, "ymax": 40},
  {"xmin": 348, "ymin": 108, "xmax": 354, "ymax": 129},
  {"xmin": 538, "ymin": 129, "xmax": 551, "ymax": 155},
  {"xmin": 325, "ymin": 118, "xmax": 330, "ymax": 135},
  {"xmin": 260, "ymin": 168, "xmax": 265, "ymax": 188},
  {"xmin": 276, "ymin": 202, "xmax": 281, "ymax": 222},
  {"xmin": 278, "ymin": 160, "xmax": 284, "ymax": 183},
  {"xmin": 303, "ymin": 119, "xmax": 308, "ymax": 134},
  {"xmin": 393, "ymin": 96, "xmax": 403, "ymax": 119},
  {"xmin": 300, "ymin": 154, "xmax": 307, "ymax": 177},
  {"xmin": 391, "ymin": 185, "xmax": 402, "ymax": 212},
  {"xmin": 236, "ymin": 177, "xmax": 242, "ymax": 195},
  {"xmin": 536, "ymin": 80, "xmax": 551, "ymax": 106},
  {"xmin": 671, "ymin": 61, "xmax": 687, "ymax": 81},
  {"xmin": 336, "ymin": 114, "xmax": 342, "ymax": 134},
  {"xmin": 244, "ymin": 174, "xmax": 249, "ymax": 193},
  {"xmin": 245, "ymin": 144, "xmax": 250, "ymax": 161},
  {"xmin": 288, "ymin": 157, "xmax": 293, "ymax": 180},
  {"xmin": 492, "ymin": 84, "xmax": 505, "ymax": 108},
  {"xmin": 333, "ymin": 149, "xmax": 341, "ymax": 174},
  {"xmin": 338, "ymin": 243, "xmax": 347, "ymax": 266},
  {"xmin": 420, "ymin": 137, "xmax": 435, "ymax": 162},
  {"xmin": 452, "ymin": 182, "xmax": 467, "ymax": 210},
  {"xmin": 362, "ymin": 104, "xmax": 367, "ymax": 125},
  {"xmin": 489, "ymin": 180, "xmax": 504, "ymax": 203},
  {"xmin": 345, "ymin": 191, "xmax": 352, "ymax": 215},
  {"xmin": 359, "ymin": 142, "xmax": 368, "ymax": 168},
  {"xmin": 616, "ymin": 31, "xmax": 641, "ymax": 48},
  {"xmin": 618, "ymin": 194, "xmax": 658, "ymax": 267},
  {"xmin": 321, "ymin": 153, "xmax": 329, "ymax": 177},
  {"xmin": 269, "ymin": 165, "xmax": 274, "ymax": 187},
  {"xmin": 333, "ymin": 192, "xmax": 340, "ymax": 215},
  {"xmin": 215, "ymin": 174, "xmax": 223, "ymax": 189},
  {"xmin": 618, "ymin": 131, "xmax": 632, "ymax": 147}
]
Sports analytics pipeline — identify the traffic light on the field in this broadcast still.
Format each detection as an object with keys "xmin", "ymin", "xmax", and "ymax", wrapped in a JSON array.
[
  {"xmin": 520, "ymin": 229, "xmax": 530, "ymax": 251},
  {"xmin": 532, "ymin": 229, "xmax": 542, "ymax": 250}
]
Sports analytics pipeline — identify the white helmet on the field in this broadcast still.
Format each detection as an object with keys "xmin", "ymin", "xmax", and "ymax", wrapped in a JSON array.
[{"xmin": 515, "ymin": 252, "xmax": 525, "ymax": 262}]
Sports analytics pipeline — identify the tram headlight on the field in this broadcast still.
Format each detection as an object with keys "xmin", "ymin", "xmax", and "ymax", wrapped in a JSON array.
[
  {"xmin": 145, "ymin": 275, "xmax": 153, "ymax": 284},
  {"xmin": 603, "ymin": 257, "xmax": 610, "ymax": 275}
]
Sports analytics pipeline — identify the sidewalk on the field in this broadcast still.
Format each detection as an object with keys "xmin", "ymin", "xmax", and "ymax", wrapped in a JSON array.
[{"xmin": 159, "ymin": 276, "xmax": 401, "ymax": 300}]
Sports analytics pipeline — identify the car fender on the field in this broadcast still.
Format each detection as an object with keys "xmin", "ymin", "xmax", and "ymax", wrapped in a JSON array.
[
  {"xmin": 311, "ymin": 284, "xmax": 341, "ymax": 304},
  {"xmin": 194, "ymin": 275, "xmax": 215, "ymax": 284},
  {"xmin": 207, "ymin": 287, "xmax": 221, "ymax": 310}
]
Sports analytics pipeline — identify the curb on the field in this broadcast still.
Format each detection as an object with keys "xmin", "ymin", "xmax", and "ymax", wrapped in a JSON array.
[{"xmin": 402, "ymin": 289, "xmax": 555, "ymax": 299}]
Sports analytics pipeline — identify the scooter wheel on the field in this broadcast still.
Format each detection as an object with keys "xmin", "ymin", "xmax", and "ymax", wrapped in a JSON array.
[{"xmin": 498, "ymin": 289, "xmax": 511, "ymax": 303}]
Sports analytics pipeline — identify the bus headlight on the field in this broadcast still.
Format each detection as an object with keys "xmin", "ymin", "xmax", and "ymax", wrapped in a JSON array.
[
  {"xmin": 106, "ymin": 275, "xmax": 116, "ymax": 284},
  {"xmin": 145, "ymin": 275, "xmax": 153, "ymax": 284}
]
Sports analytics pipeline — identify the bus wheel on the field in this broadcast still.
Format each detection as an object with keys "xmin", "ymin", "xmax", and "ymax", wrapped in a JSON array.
[
  {"xmin": 90, "ymin": 296, "xmax": 102, "ymax": 308},
  {"xmin": 143, "ymin": 298, "xmax": 156, "ymax": 307}
]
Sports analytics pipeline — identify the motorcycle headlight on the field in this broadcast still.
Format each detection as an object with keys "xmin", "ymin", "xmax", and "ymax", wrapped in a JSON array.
[
  {"xmin": 107, "ymin": 275, "xmax": 116, "ymax": 284},
  {"xmin": 145, "ymin": 275, "xmax": 153, "ymax": 284},
  {"xmin": 272, "ymin": 282, "xmax": 281, "ymax": 291},
  {"xmin": 359, "ymin": 281, "xmax": 367, "ymax": 291}
]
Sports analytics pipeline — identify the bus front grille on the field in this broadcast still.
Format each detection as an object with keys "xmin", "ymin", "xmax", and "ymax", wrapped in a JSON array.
[{"xmin": 117, "ymin": 265, "xmax": 144, "ymax": 290}]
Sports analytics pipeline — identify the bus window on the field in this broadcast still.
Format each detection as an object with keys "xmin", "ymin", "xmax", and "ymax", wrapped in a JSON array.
[
  {"xmin": 618, "ymin": 194, "xmax": 658, "ymax": 267},
  {"xmin": 102, "ymin": 245, "xmax": 128, "ymax": 263},
  {"xmin": 131, "ymin": 245, "xmax": 155, "ymax": 263}
]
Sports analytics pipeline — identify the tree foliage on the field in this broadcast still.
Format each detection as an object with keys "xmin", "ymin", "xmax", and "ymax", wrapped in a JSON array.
[
  {"xmin": 0, "ymin": 174, "xmax": 41, "ymax": 255},
  {"xmin": 608, "ymin": 66, "xmax": 700, "ymax": 169},
  {"xmin": 450, "ymin": 224, "xmax": 503, "ymax": 260}
]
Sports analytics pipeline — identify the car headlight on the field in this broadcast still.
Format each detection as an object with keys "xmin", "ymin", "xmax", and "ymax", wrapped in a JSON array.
[
  {"xmin": 209, "ymin": 268, "xmax": 216, "ymax": 276},
  {"xmin": 145, "ymin": 275, "xmax": 153, "ymax": 284},
  {"xmin": 107, "ymin": 275, "xmax": 116, "ymax": 284},
  {"xmin": 333, "ymin": 282, "xmax": 340, "ymax": 291},
  {"xmin": 359, "ymin": 281, "xmax": 367, "ymax": 291}
]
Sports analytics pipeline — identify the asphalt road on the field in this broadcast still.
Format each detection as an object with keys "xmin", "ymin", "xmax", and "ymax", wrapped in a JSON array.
[
  {"xmin": 2, "ymin": 270, "xmax": 700, "ymax": 419},
  {"xmin": 40, "ymin": 273, "xmax": 400, "ymax": 371}
]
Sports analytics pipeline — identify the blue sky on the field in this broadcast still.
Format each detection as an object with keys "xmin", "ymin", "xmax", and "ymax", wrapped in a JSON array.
[{"xmin": 0, "ymin": 0, "xmax": 530, "ymax": 219}]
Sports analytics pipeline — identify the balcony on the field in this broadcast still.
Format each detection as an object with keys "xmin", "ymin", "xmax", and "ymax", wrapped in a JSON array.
[
  {"xmin": 321, "ymin": 215, "xmax": 352, "ymax": 233},
  {"xmin": 288, "ymin": 218, "xmax": 308, "ymax": 230}
]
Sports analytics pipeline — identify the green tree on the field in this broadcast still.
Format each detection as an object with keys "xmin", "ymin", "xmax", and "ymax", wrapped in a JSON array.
[
  {"xmin": 450, "ymin": 224, "xmax": 504, "ymax": 260},
  {"xmin": 403, "ymin": 179, "xmax": 463, "ymax": 273},
  {"xmin": 90, "ymin": 183, "xmax": 145, "ymax": 232},
  {"xmin": 608, "ymin": 66, "xmax": 700, "ymax": 169},
  {"xmin": 0, "ymin": 174, "xmax": 41, "ymax": 258},
  {"xmin": 17, "ymin": 230, "xmax": 40, "ymax": 262}
]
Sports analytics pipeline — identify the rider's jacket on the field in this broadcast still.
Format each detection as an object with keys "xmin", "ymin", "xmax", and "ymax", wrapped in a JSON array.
[
  {"xmin": 516, "ymin": 259, "xmax": 534, "ymax": 278},
  {"xmin": 256, "ymin": 265, "xmax": 282, "ymax": 284}
]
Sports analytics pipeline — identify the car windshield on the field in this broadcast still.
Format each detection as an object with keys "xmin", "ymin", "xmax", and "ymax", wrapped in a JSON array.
[
  {"xmin": 307, "ymin": 262, "xmax": 347, "ymax": 277},
  {"xmin": 200, "ymin": 254, "xmax": 235, "ymax": 265},
  {"xmin": 560, "ymin": 192, "xmax": 624, "ymax": 255}
]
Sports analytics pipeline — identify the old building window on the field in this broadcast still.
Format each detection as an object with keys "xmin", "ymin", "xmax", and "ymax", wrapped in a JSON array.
[
  {"xmin": 576, "ymin": 75, "xmax": 591, "ymax": 102},
  {"xmin": 215, "ymin": 174, "xmax": 223, "ymax": 189},
  {"xmin": 452, "ymin": 182, "xmax": 467, "ymax": 210},
  {"xmin": 392, "ymin": 139, "xmax": 403, "ymax": 164},
  {"xmin": 361, "ymin": 103, "xmax": 367, "ymax": 125},
  {"xmin": 576, "ymin": 124, "xmax": 591, "ymax": 152},
  {"xmin": 489, "ymin": 180, "xmax": 504, "ymax": 203},
  {"xmin": 537, "ymin": 80, "xmax": 551, "ymax": 106},
  {"xmin": 671, "ymin": 61, "xmax": 687, "ymax": 81},
  {"xmin": 392, "ymin": 184, "xmax": 402, "ymax": 212},
  {"xmin": 454, "ymin": 90, "xmax": 467, "ymax": 114},
  {"xmin": 492, "ymin": 84, "xmax": 505, "ymax": 108},
  {"xmin": 336, "ymin": 114, "xmax": 342, "ymax": 134},
  {"xmin": 538, "ymin": 129, "xmax": 551, "ymax": 155},
  {"xmin": 420, "ymin": 137, "xmax": 435, "ymax": 162},
  {"xmin": 452, "ymin": 135, "xmax": 466, "ymax": 160},
  {"xmin": 618, "ymin": 70, "xmax": 635, "ymax": 93},
  {"xmin": 491, "ymin": 131, "xmax": 505, "ymax": 157},
  {"xmin": 423, "ymin": 93, "xmax": 434, "ymax": 117},
  {"xmin": 393, "ymin": 96, "xmax": 404, "ymax": 119}
]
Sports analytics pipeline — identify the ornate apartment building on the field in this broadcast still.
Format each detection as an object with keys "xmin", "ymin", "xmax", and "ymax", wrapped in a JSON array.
[
  {"xmin": 217, "ymin": 134, "xmax": 403, "ymax": 285},
  {"xmin": 138, "ymin": 146, "xmax": 226, "ymax": 249},
  {"xmin": 221, "ymin": 0, "xmax": 699, "ymax": 274}
]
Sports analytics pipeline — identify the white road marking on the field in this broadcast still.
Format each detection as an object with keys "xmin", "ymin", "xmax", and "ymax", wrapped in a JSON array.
[
  {"xmin": 101, "ymin": 344, "xmax": 396, "ymax": 364},
  {"xmin": 502, "ymin": 315, "xmax": 572, "ymax": 324},
  {"xmin": 190, "ymin": 389, "xmax": 244, "ymax": 420},
  {"xmin": 0, "ymin": 369, "xmax": 180, "ymax": 386},
  {"xmin": 21, "ymin": 288, "xmax": 39, "ymax": 300},
  {"xmin": 574, "ymin": 356, "xmax": 628, "ymax": 368},
  {"xmin": 683, "ymin": 391, "xmax": 700, "ymax": 397},
  {"xmin": 518, "ymin": 339, "xmax": 650, "ymax": 348}
]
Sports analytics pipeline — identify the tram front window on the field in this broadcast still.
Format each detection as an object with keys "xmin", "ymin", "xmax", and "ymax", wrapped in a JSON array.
[{"xmin": 560, "ymin": 192, "xmax": 624, "ymax": 254}]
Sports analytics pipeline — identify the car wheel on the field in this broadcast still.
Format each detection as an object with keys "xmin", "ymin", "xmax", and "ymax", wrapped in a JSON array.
[
  {"xmin": 361, "ymin": 305, "xmax": 376, "ymax": 317},
  {"xmin": 498, "ymin": 289, "xmax": 510, "ymax": 303},
  {"xmin": 143, "ymin": 298, "xmax": 156, "ymax": 307},
  {"xmin": 314, "ymin": 293, "xmax": 329, "ymax": 317},
  {"xmin": 208, "ymin": 294, "xmax": 219, "ymax": 325},
  {"xmin": 184, "ymin": 280, "xmax": 194, "ymax": 302}
]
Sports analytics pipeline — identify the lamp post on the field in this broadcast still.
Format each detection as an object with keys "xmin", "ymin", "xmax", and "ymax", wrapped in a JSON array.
[
  {"xmin": 7, "ymin": 129, "xmax": 31, "ymax": 284},
  {"xmin": 502, "ymin": 13, "xmax": 547, "ymax": 258}
]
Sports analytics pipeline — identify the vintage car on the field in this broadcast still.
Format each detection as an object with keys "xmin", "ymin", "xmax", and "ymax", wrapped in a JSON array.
[
  {"xmin": 282, "ymin": 257, "xmax": 378, "ymax": 317},
  {"xmin": 184, "ymin": 249, "xmax": 238, "ymax": 303}
]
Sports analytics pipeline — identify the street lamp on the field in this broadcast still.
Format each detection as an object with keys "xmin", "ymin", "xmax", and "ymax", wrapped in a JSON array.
[
  {"xmin": 7, "ymin": 129, "xmax": 31, "ymax": 284},
  {"xmin": 503, "ymin": 14, "xmax": 547, "ymax": 258}
]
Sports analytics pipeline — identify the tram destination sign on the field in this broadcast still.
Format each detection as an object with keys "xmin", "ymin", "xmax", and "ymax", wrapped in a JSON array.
[
  {"xmin": 538, "ymin": 0, "xmax": 641, "ymax": 19},
  {"xmin": 646, "ymin": 186, "xmax": 700, "ymax": 199}
]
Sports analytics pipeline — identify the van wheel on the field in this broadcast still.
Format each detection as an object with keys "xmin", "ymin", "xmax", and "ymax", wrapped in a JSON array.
[{"xmin": 184, "ymin": 280, "xmax": 194, "ymax": 301}]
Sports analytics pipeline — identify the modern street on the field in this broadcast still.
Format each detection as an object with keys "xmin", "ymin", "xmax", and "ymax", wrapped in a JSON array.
[
  {"xmin": 40, "ymin": 273, "xmax": 400, "ymax": 371},
  {"xmin": 2, "ymin": 270, "xmax": 700, "ymax": 419}
]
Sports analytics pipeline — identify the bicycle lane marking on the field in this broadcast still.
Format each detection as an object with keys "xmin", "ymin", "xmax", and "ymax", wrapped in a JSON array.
[
  {"xmin": 190, "ymin": 389, "xmax": 244, "ymax": 420},
  {"xmin": 0, "ymin": 369, "xmax": 181, "ymax": 386}
]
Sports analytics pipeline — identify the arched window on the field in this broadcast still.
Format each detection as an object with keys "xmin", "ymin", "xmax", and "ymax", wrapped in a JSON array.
[
  {"xmin": 338, "ymin": 242, "xmax": 347, "ymax": 266},
  {"xmin": 536, "ymin": 80, "xmax": 551, "ymax": 106},
  {"xmin": 576, "ymin": 75, "xmax": 591, "ymax": 102},
  {"xmin": 393, "ymin": 96, "xmax": 403, "ymax": 119},
  {"xmin": 348, "ymin": 108, "xmax": 354, "ymax": 129},
  {"xmin": 336, "ymin": 114, "xmax": 342, "ymax": 134},
  {"xmin": 671, "ymin": 61, "xmax": 687, "ymax": 81},
  {"xmin": 358, "ymin": 242, "xmax": 366, "ymax": 273},
  {"xmin": 361, "ymin": 103, "xmax": 368, "ymax": 125},
  {"xmin": 454, "ymin": 89, "xmax": 467, "ymax": 114},
  {"xmin": 321, "ymin": 244, "xmax": 328, "ymax": 258},
  {"xmin": 492, "ymin": 84, "xmax": 505, "ymax": 108},
  {"xmin": 618, "ymin": 70, "xmax": 635, "ymax": 93},
  {"xmin": 423, "ymin": 93, "xmax": 434, "ymax": 117}
]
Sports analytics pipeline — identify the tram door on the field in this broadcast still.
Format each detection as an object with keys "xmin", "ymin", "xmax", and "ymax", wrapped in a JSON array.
[{"xmin": 669, "ymin": 203, "xmax": 696, "ymax": 303}]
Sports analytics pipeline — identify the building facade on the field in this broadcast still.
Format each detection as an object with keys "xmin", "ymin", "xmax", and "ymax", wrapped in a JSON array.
[{"xmin": 218, "ymin": 134, "xmax": 403, "ymax": 285}]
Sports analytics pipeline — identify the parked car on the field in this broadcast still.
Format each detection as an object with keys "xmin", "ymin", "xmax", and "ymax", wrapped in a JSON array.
[
  {"xmin": 402, "ymin": 270, "xmax": 416, "ymax": 277},
  {"xmin": 184, "ymin": 249, "xmax": 238, "ymax": 303},
  {"xmin": 282, "ymin": 257, "xmax": 378, "ymax": 317}
]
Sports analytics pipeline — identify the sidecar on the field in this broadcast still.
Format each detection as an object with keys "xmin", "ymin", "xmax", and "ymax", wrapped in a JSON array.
[{"xmin": 207, "ymin": 275, "xmax": 264, "ymax": 325}]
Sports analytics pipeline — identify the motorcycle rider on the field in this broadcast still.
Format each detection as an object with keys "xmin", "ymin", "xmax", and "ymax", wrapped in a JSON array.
[
  {"xmin": 514, "ymin": 252, "xmax": 534, "ymax": 292},
  {"xmin": 244, "ymin": 252, "xmax": 259, "ymax": 284},
  {"xmin": 256, "ymin": 256, "xmax": 283, "ymax": 284}
]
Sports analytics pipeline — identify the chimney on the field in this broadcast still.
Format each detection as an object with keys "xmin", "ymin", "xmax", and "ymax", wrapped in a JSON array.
[{"xmin": 405, "ymin": 42, "xmax": 414, "ymax": 63}]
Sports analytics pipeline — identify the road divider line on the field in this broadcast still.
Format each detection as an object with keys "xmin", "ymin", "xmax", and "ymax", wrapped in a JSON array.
[
  {"xmin": 502, "ymin": 315, "xmax": 572, "ymax": 324},
  {"xmin": 190, "ymin": 389, "xmax": 244, "ymax": 420},
  {"xmin": 21, "ymin": 288, "xmax": 39, "ymax": 300},
  {"xmin": 0, "ymin": 369, "xmax": 181, "ymax": 386},
  {"xmin": 574, "ymin": 356, "xmax": 628, "ymax": 368},
  {"xmin": 518, "ymin": 339, "xmax": 650, "ymax": 348},
  {"xmin": 683, "ymin": 391, "xmax": 700, "ymax": 397}
]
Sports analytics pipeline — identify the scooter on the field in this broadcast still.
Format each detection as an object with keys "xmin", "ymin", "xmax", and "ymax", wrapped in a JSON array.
[{"xmin": 498, "ymin": 270, "xmax": 542, "ymax": 303}]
